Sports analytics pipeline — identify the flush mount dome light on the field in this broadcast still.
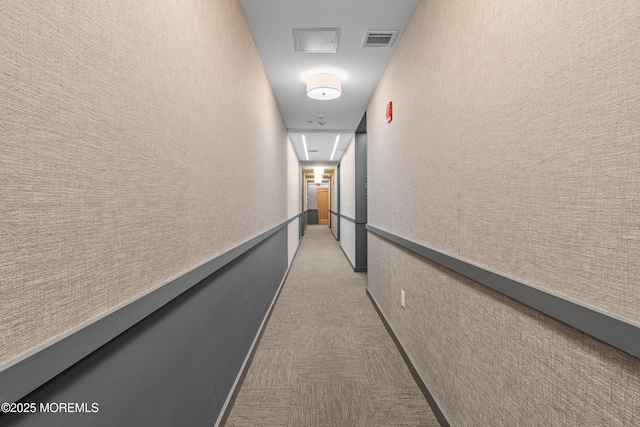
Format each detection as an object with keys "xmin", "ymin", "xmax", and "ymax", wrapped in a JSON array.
[
  {"xmin": 301, "ymin": 66, "xmax": 348, "ymax": 101},
  {"xmin": 307, "ymin": 73, "xmax": 341, "ymax": 100}
]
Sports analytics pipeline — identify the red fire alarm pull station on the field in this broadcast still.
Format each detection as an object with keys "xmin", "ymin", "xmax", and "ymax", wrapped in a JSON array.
[{"xmin": 386, "ymin": 101, "xmax": 393, "ymax": 123}]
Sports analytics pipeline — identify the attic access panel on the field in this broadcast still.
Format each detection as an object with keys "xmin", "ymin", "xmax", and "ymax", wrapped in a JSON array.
[{"xmin": 293, "ymin": 28, "xmax": 340, "ymax": 53}]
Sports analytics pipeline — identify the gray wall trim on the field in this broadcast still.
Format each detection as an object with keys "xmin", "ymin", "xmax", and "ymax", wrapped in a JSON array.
[
  {"xmin": 354, "ymin": 132, "xmax": 368, "ymax": 222},
  {"xmin": 354, "ymin": 126, "xmax": 368, "ymax": 272},
  {"xmin": 341, "ymin": 215, "xmax": 356, "ymax": 223},
  {"xmin": 302, "ymin": 211, "xmax": 308, "ymax": 235},
  {"xmin": 366, "ymin": 224, "xmax": 640, "ymax": 359},
  {"xmin": 288, "ymin": 213, "xmax": 303, "ymax": 226},
  {"xmin": 339, "ymin": 214, "xmax": 367, "ymax": 224},
  {"xmin": 366, "ymin": 289, "xmax": 451, "ymax": 427},
  {"xmin": 0, "ymin": 216, "xmax": 299, "ymax": 406},
  {"xmin": 355, "ymin": 223, "xmax": 368, "ymax": 272}
]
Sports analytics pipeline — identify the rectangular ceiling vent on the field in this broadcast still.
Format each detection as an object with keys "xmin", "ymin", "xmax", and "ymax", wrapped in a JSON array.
[{"xmin": 362, "ymin": 31, "xmax": 398, "ymax": 48}]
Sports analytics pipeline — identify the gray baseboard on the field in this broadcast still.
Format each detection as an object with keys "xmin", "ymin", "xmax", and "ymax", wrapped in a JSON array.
[{"xmin": 366, "ymin": 289, "xmax": 451, "ymax": 427}]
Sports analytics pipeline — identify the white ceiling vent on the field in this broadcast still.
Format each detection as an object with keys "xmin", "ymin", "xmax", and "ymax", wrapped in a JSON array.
[{"xmin": 362, "ymin": 31, "xmax": 398, "ymax": 48}]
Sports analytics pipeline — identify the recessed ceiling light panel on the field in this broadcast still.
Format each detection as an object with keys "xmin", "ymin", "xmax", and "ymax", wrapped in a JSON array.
[{"xmin": 293, "ymin": 28, "xmax": 340, "ymax": 53}]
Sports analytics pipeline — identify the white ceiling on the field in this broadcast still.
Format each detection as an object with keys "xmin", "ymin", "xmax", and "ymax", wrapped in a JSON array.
[{"xmin": 239, "ymin": 0, "xmax": 419, "ymax": 162}]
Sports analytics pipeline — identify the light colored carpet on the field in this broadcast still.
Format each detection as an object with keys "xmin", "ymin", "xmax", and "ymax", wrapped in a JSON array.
[{"xmin": 224, "ymin": 225, "xmax": 439, "ymax": 427}]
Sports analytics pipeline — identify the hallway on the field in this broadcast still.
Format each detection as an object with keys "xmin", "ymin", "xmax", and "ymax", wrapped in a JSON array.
[
  {"xmin": 3, "ymin": 1, "xmax": 640, "ymax": 425},
  {"xmin": 225, "ymin": 225, "xmax": 439, "ymax": 427}
]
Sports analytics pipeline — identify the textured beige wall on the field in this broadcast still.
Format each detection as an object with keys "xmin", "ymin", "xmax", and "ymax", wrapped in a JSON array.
[
  {"xmin": 330, "ymin": 213, "xmax": 338, "ymax": 238},
  {"xmin": 368, "ymin": 0, "xmax": 640, "ymax": 324},
  {"xmin": 287, "ymin": 137, "xmax": 300, "ymax": 219},
  {"xmin": 0, "ymin": 0, "xmax": 287, "ymax": 367},
  {"xmin": 367, "ymin": 0, "xmax": 640, "ymax": 424},
  {"xmin": 339, "ymin": 136, "xmax": 356, "ymax": 264},
  {"xmin": 339, "ymin": 220, "xmax": 356, "ymax": 267},
  {"xmin": 287, "ymin": 138, "xmax": 301, "ymax": 265},
  {"xmin": 339, "ymin": 136, "xmax": 356, "ymax": 219}
]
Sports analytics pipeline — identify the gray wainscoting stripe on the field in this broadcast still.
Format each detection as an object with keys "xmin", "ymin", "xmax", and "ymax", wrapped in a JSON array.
[
  {"xmin": 340, "ymin": 214, "xmax": 368, "ymax": 224},
  {"xmin": 355, "ymin": 222, "xmax": 368, "ymax": 272},
  {"xmin": 337, "ymin": 214, "xmax": 366, "ymax": 224},
  {"xmin": 0, "ymin": 215, "xmax": 301, "ymax": 405},
  {"xmin": 366, "ymin": 225, "xmax": 640, "ymax": 358},
  {"xmin": 367, "ymin": 289, "xmax": 451, "ymax": 427}
]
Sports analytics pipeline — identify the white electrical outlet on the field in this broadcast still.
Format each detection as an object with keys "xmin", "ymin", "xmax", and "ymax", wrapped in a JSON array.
[{"xmin": 401, "ymin": 290, "xmax": 406, "ymax": 308}]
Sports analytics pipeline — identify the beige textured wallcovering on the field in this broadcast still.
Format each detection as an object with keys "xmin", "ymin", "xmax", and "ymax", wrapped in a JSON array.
[
  {"xmin": 0, "ymin": 0, "xmax": 287, "ymax": 367},
  {"xmin": 339, "ymin": 136, "xmax": 356, "ymax": 219},
  {"xmin": 369, "ymin": 234, "xmax": 640, "ymax": 426},
  {"xmin": 287, "ymin": 138, "xmax": 301, "ymax": 265},
  {"xmin": 340, "ymin": 220, "xmax": 356, "ymax": 268},
  {"xmin": 368, "ymin": 0, "xmax": 640, "ymax": 323},
  {"xmin": 339, "ymin": 136, "xmax": 356, "ymax": 265},
  {"xmin": 367, "ymin": 0, "xmax": 640, "ymax": 424},
  {"xmin": 287, "ymin": 137, "xmax": 301, "ymax": 219}
]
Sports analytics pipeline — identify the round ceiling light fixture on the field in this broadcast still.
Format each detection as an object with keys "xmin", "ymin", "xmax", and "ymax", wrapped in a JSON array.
[
  {"xmin": 307, "ymin": 73, "xmax": 341, "ymax": 100},
  {"xmin": 301, "ymin": 66, "xmax": 348, "ymax": 101}
]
